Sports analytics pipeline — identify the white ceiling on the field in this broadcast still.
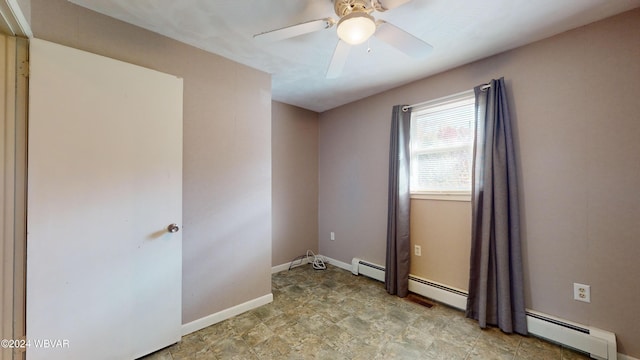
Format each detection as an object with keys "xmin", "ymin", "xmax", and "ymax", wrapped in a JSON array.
[{"xmin": 68, "ymin": 0, "xmax": 639, "ymax": 112}]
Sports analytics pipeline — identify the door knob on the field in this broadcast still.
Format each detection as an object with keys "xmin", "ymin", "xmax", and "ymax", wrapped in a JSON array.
[{"xmin": 167, "ymin": 223, "xmax": 180, "ymax": 233}]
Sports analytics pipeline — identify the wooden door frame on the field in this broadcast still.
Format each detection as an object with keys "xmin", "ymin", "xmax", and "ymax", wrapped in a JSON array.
[
  {"xmin": 1, "ymin": 2, "xmax": 30, "ymax": 359},
  {"xmin": 1, "ymin": 34, "xmax": 28, "ymax": 360}
]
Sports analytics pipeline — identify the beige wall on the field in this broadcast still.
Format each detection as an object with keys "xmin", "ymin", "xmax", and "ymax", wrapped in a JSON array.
[
  {"xmin": 319, "ymin": 9, "xmax": 640, "ymax": 357},
  {"xmin": 410, "ymin": 200, "xmax": 471, "ymax": 291},
  {"xmin": 29, "ymin": 0, "xmax": 272, "ymax": 325},
  {"xmin": 272, "ymin": 101, "xmax": 319, "ymax": 266},
  {"xmin": 318, "ymin": 101, "xmax": 390, "ymax": 264}
]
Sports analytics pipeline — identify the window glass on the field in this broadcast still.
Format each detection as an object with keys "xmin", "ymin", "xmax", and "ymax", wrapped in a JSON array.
[{"xmin": 410, "ymin": 92, "xmax": 475, "ymax": 196}]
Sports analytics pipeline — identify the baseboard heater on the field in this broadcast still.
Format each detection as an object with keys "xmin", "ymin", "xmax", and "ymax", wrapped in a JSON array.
[{"xmin": 351, "ymin": 258, "xmax": 617, "ymax": 360}]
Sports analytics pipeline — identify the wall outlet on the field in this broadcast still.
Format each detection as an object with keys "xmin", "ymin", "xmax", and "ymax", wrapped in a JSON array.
[
  {"xmin": 330, "ymin": 232, "xmax": 335, "ymax": 241},
  {"xmin": 573, "ymin": 283, "xmax": 591, "ymax": 303},
  {"xmin": 414, "ymin": 245, "xmax": 421, "ymax": 256}
]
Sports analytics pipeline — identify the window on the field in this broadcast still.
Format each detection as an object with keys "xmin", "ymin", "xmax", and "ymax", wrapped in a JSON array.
[{"xmin": 410, "ymin": 91, "xmax": 476, "ymax": 200}]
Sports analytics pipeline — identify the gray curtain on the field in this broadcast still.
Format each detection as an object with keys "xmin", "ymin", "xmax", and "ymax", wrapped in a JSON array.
[
  {"xmin": 385, "ymin": 105, "xmax": 411, "ymax": 297},
  {"xmin": 466, "ymin": 78, "xmax": 527, "ymax": 335}
]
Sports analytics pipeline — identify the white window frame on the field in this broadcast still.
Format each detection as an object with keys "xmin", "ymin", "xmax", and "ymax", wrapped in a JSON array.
[{"xmin": 409, "ymin": 90, "xmax": 476, "ymax": 202}]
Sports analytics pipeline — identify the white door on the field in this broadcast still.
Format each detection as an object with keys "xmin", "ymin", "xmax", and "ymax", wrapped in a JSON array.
[{"xmin": 26, "ymin": 39, "xmax": 183, "ymax": 360}]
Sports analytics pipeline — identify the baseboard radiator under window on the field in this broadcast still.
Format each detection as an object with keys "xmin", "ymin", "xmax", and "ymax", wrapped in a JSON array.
[{"xmin": 351, "ymin": 258, "xmax": 617, "ymax": 360}]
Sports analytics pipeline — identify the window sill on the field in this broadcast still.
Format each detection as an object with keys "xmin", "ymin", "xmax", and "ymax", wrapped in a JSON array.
[{"xmin": 410, "ymin": 193, "xmax": 471, "ymax": 202}]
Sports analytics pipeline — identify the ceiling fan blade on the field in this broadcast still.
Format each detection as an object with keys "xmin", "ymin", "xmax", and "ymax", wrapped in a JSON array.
[
  {"xmin": 326, "ymin": 40, "xmax": 351, "ymax": 79},
  {"xmin": 374, "ymin": 21, "xmax": 433, "ymax": 58},
  {"xmin": 254, "ymin": 18, "xmax": 334, "ymax": 42},
  {"xmin": 371, "ymin": 0, "xmax": 413, "ymax": 12}
]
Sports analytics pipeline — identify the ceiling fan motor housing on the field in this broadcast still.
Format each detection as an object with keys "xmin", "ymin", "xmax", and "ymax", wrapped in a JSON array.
[{"xmin": 334, "ymin": 0, "xmax": 374, "ymax": 18}]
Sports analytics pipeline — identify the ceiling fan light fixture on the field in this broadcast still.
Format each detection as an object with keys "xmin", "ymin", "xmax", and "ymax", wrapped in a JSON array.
[{"xmin": 336, "ymin": 12, "xmax": 376, "ymax": 45}]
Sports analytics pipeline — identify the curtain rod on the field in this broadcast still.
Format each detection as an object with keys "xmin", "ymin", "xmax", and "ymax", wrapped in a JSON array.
[{"xmin": 402, "ymin": 83, "xmax": 491, "ymax": 112}]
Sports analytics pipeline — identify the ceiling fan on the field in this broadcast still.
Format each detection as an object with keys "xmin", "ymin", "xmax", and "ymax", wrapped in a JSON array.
[{"xmin": 253, "ymin": 0, "xmax": 433, "ymax": 78}]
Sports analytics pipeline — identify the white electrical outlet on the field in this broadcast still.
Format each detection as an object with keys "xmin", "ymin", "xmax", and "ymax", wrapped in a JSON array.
[
  {"xmin": 414, "ymin": 245, "xmax": 421, "ymax": 256},
  {"xmin": 330, "ymin": 232, "xmax": 335, "ymax": 241},
  {"xmin": 573, "ymin": 283, "xmax": 591, "ymax": 303}
]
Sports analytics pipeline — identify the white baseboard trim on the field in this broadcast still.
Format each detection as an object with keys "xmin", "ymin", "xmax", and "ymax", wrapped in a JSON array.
[
  {"xmin": 408, "ymin": 274, "xmax": 467, "ymax": 311},
  {"xmin": 181, "ymin": 293, "xmax": 273, "ymax": 336},
  {"xmin": 272, "ymin": 261, "xmax": 294, "ymax": 273},
  {"xmin": 324, "ymin": 257, "xmax": 352, "ymax": 272},
  {"xmin": 272, "ymin": 257, "xmax": 313, "ymax": 273}
]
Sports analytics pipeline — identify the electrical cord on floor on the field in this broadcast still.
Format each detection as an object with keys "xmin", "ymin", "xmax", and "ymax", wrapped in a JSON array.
[
  {"xmin": 287, "ymin": 250, "xmax": 327, "ymax": 270},
  {"xmin": 288, "ymin": 254, "xmax": 307, "ymax": 271},
  {"xmin": 306, "ymin": 250, "xmax": 326, "ymax": 270}
]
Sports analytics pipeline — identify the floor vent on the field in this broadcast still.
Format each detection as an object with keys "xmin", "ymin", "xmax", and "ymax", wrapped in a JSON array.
[
  {"xmin": 406, "ymin": 293, "xmax": 434, "ymax": 308},
  {"xmin": 350, "ymin": 257, "xmax": 618, "ymax": 360},
  {"xmin": 408, "ymin": 274, "xmax": 468, "ymax": 310}
]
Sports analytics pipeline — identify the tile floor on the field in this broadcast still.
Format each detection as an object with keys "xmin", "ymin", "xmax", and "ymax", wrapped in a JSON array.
[{"xmin": 142, "ymin": 264, "xmax": 590, "ymax": 359}]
